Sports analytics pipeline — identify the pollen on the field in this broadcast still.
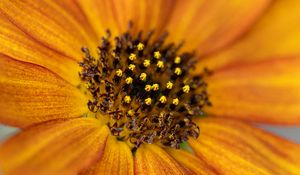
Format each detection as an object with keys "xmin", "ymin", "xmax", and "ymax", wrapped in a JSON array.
[
  {"xmin": 143, "ymin": 59, "xmax": 150, "ymax": 67},
  {"xmin": 174, "ymin": 67, "xmax": 182, "ymax": 75},
  {"xmin": 137, "ymin": 42, "xmax": 144, "ymax": 51},
  {"xmin": 128, "ymin": 64, "xmax": 136, "ymax": 71},
  {"xmin": 79, "ymin": 25, "xmax": 211, "ymax": 149},
  {"xmin": 152, "ymin": 83, "xmax": 159, "ymax": 91},
  {"xmin": 172, "ymin": 98, "xmax": 179, "ymax": 105},
  {"xmin": 182, "ymin": 85, "xmax": 190, "ymax": 93},
  {"xmin": 145, "ymin": 84, "xmax": 152, "ymax": 91},
  {"xmin": 111, "ymin": 51, "xmax": 116, "ymax": 57},
  {"xmin": 154, "ymin": 51, "xmax": 161, "ymax": 59},
  {"xmin": 128, "ymin": 109, "xmax": 134, "ymax": 116},
  {"xmin": 129, "ymin": 53, "xmax": 136, "ymax": 61},
  {"xmin": 124, "ymin": 96, "xmax": 132, "ymax": 103},
  {"xmin": 145, "ymin": 98, "xmax": 152, "ymax": 105},
  {"xmin": 174, "ymin": 56, "xmax": 181, "ymax": 64},
  {"xmin": 116, "ymin": 69, "xmax": 123, "ymax": 77},
  {"xmin": 139, "ymin": 73, "xmax": 147, "ymax": 81},
  {"xmin": 157, "ymin": 61, "xmax": 164, "ymax": 68},
  {"xmin": 125, "ymin": 77, "xmax": 133, "ymax": 84},
  {"xmin": 159, "ymin": 96, "xmax": 167, "ymax": 103},
  {"xmin": 166, "ymin": 81, "xmax": 173, "ymax": 89}
]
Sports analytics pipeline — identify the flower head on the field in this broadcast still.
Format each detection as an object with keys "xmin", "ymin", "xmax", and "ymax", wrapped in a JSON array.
[
  {"xmin": 79, "ymin": 27, "xmax": 210, "ymax": 149},
  {"xmin": 0, "ymin": 0, "xmax": 300, "ymax": 175}
]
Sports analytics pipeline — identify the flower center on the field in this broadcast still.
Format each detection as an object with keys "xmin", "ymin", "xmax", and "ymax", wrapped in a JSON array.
[{"xmin": 79, "ymin": 24, "xmax": 210, "ymax": 149}]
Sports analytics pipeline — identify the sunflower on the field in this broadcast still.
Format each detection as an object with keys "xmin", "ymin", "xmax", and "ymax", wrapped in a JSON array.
[{"xmin": 0, "ymin": 0, "xmax": 300, "ymax": 175}]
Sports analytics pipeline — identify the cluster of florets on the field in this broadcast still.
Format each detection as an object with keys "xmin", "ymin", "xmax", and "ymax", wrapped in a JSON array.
[{"xmin": 79, "ymin": 25, "xmax": 210, "ymax": 149}]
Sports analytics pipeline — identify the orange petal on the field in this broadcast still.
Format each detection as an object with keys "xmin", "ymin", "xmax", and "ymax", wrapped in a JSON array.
[
  {"xmin": 134, "ymin": 144, "xmax": 190, "ymax": 175},
  {"xmin": 109, "ymin": 0, "xmax": 176, "ymax": 36},
  {"xmin": 80, "ymin": 136, "xmax": 134, "ymax": 175},
  {"xmin": 200, "ymin": 0, "xmax": 300, "ymax": 70},
  {"xmin": 165, "ymin": 0, "xmax": 272, "ymax": 55},
  {"xmin": 0, "ymin": 55, "xmax": 88, "ymax": 127},
  {"xmin": 76, "ymin": 0, "xmax": 175, "ymax": 38},
  {"xmin": 0, "ymin": 118, "xmax": 109, "ymax": 175},
  {"xmin": 205, "ymin": 56, "xmax": 300, "ymax": 124},
  {"xmin": 0, "ymin": 13, "xmax": 81, "ymax": 85},
  {"xmin": 0, "ymin": 0, "xmax": 97, "ymax": 60},
  {"xmin": 189, "ymin": 118, "xmax": 300, "ymax": 175},
  {"xmin": 166, "ymin": 149, "xmax": 217, "ymax": 175},
  {"xmin": 53, "ymin": 0, "xmax": 99, "ymax": 42}
]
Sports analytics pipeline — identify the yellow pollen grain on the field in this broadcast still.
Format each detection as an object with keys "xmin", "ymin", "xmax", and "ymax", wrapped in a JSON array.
[
  {"xmin": 154, "ymin": 51, "xmax": 161, "ymax": 59},
  {"xmin": 172, "ymin": 98, "xmax": 179, "ymax": 105},
  {"xmin": 128, "ymin": 64, "xmax": 136, "ymax": 71},
  {"xmin": 159, "ymin": 96, "xmax": 167, "ymax": 103},
  {"xmin": 166, "ymin": 81, "xmax": 173, "ymax": 89},
  {"xmin": 125, "ymin": 77, "xmax": 133, "ymax": 84},
  {"xmin": 152, "ymin": 84, "xmax": 159, "ymax": 91},
  {"xmin": 184, "ymin": 118, "xmax": 190, "ymax": 123},
  {"xmin": 128, "ymin": 110, "xmax": 134, "ymax": 116},
  {"xmin": 145, "ymin": 84, "xmax": 152, "ymax": 91},
  {"xmin": 182, "ymin": 85, "xmax": 190, "ymax": 93},
  {"xmin": 111, "ymin": 51, "xmax": 116, "ymax": 57},
  {"xmin": 157, "ymin": 61, "xmax": 164, "ymax": 68},
  {"xmin": 174, "ymin": 56, "xmax": 181, "ymax": 64},
  {"xmin": 143, "ymin": 59, "xmax": 150, "ymax": 67},
  {"xmin": 140, "ymin": 73, "xmax": 147, "ymax": 81},
  {"xmin": 124, "ymin": 96, "xmax": 131, "ymax": 103},
  {"xmin": 116, "ymin": 69, "xmax": 123, "ymax": 77},
  {"xmin": 129, "ymin": 53, "xmax": 136, "ymax": 61},
  {"xmin": 85, "ymin": 82, "xmax": 92, "ymax": 88},
  {"xmin": 174, "ymin": 67, "xmax": 182, "ymax": 75},
  {"xmin": 145, "ymin": 98, "xmax": 152, "ymax": 105},
  {"xmin": 137, "ymin": 43, "xmax": 144, "ymax": 51}
]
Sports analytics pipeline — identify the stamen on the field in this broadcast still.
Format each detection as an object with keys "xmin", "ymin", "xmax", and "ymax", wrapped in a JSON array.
[
  {"xmin": 143, "ymin": 59, "xmax": 151, "ymax": 67},
  {"xmin": 116, "ymin": 69, "xmax": 123, "ymax": 77},
  {"xmin": 157, "ymin": 61, "xmax": 164, "ymax": 68},
  {"xmin": 145, "ymin": 84, "xmax": 152, "ymax": 91},
  {"xmin": 124, "ymin": 96, "xmax": 132, "ymax": 103},
  {"xmin": 129, "ymin": 53, "xmax": 137, "ymax": 61},
  {"xmin": 159, "ymin": 96, "xmax": 167, "ymax": 103},
  {"xmin": 174, "ymin": 56, "xmax": 181, "ymax": 64},
  {"xmin": 172, "ymin": 98, "xmax": 179, "ymax": 105},
  {"xmin": 125, "ymin": 77, "xmax": 133, "ymax": 84},
  {"xmin": 128, "ymin": 110, "xmax": 134, "ymax": 116},
  {"xmin": 182, "ymin": 85, "xmax": 190, "ymax": 93},
  {"xmin": 139, "ymin": 73, "xmax": 147, "ymax": 81},
  {"xmin": 174, "ymin": 67, "xmax": 182, "ymax": 75},
  {"xmin": 152, "ymin": 84, "xmax": 159, "ymax": 91},
  {"xmin": 145, "ymin": 98, "xmax": 152, "ymax": 105},
  {"xmin": 166, "ymin": 81, "xmax": 173, "ymax": 89},
  {"xmin": 137, "ymin": 42, "xmax": 144, "ymax": 51},
  {"xmin": 154, "ymin": 51, "xmax": 161, "ymax": 59},
  {"xmin": 128, "ymin": 64, "xmax": 136, "ymax": 71}
]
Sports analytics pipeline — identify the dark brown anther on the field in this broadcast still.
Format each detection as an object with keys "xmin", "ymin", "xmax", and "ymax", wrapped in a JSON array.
[
  {"xmin": 88, "ymin": 100, "xmax": 99, "ymax": 113},
  {"xmin": 147, "ymin": 131, "xmax": 157, "ymax": 144},
  {"xmin": 106, "ymin": 29, "xmax": 111, "ymax": 38},
  {"xmin": 128, "ymin": 21, "xmax": 133, "ymax": 30}
]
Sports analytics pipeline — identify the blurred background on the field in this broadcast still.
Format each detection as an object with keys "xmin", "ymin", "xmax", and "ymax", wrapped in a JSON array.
[{"xmin": 0, "ymin": 124, "xmax": 299, "ymax": 143}]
